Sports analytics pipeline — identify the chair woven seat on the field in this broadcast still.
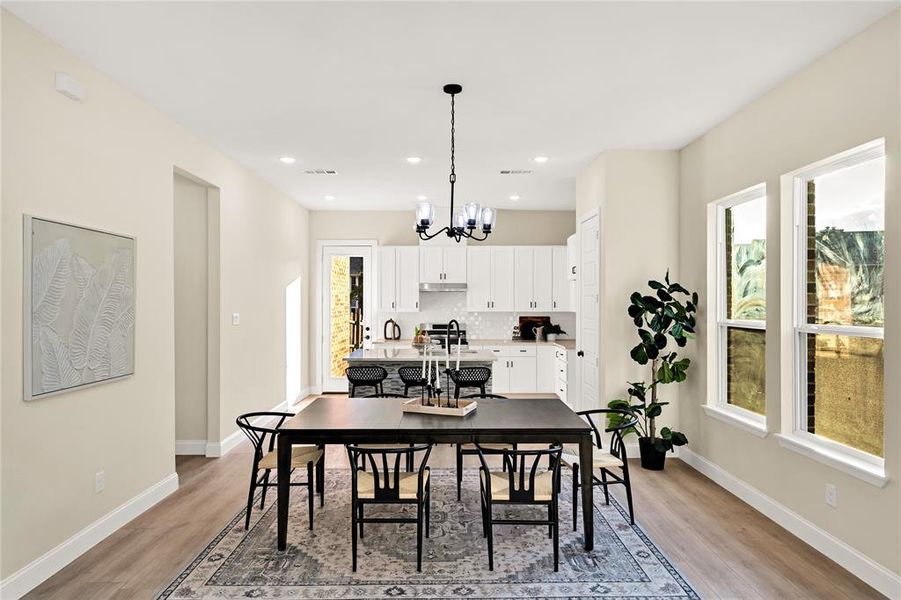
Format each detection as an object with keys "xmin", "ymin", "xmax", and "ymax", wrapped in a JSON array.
[
  {"xmin": 560, "ymin": 448, "xmax": 623, "ymax": 469},
  {"xmin": 482, "ymin": 470, "xmax": 555, "ymax": 501},
  {"xmin": 357, "ymin": 470, "xmax": 429, "ymax": 500},
  {"xmin": 258, "ymin": 445, "xmax": 322, "ymax": 470}
]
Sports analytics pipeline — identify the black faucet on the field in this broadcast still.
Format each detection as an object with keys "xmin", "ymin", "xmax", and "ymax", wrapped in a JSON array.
[{"xmin": 446, "ymin": 319, "xmax": 461, "ymax": 353}]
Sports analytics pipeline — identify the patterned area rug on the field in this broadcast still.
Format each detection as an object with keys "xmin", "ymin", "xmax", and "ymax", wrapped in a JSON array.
[{"xmin": 159, "ymin": 469, "xmax": 698, "ymax": 599}]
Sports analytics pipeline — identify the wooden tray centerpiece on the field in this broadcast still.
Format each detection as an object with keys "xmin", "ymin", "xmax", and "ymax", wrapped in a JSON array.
[{"xmin": 402, "ymin": 397, "xmax": 477, "ymax": 417}]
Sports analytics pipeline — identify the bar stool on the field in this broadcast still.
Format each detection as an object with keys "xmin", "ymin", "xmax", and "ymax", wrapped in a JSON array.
[
  {"xmin": 450, "ymin": 366, "xmax": 492, "ymax": 399},
  {"xmin": 345, "ymin": 365, "xmax": 388, "ymax": 397},
  {"xmin": 398, "ymin": 366, "xmax": 426, "ymax": 397}
]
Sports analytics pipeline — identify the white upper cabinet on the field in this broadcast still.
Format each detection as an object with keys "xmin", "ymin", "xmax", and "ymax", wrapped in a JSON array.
[
  {"xmin": 442, "ymin": 246, "xmax": 467, "ymax": 283},
  {"xmin": 467, "ymin": 246, "xmax": 514, "ymax": 311},
  {"xmin": 491, "ymin": 247, "xmax": 515, "ymax": 311},
  {"xmin": 466, "ymin": 247, "xmax": 492, "ymax": 311},
  {"xmin": 380, "ymin": 246, "xmax": 419, "ymax": 312},
  {"xmin": 514, "ymin": 246, "xmax": 554, "ymax": 311},
  {"xmin": 420, "ymin": 246, "xmax": 466, "ymax": 284},
  {"xmin": 395, "ymin": 246, "xmax": 420, "ymax": 311},
  {"xmin": 379, "ymin": 247, "xmax": 397, "ymax": 311},
  {"xmin": 552, "ymin": 246, "xmax": 568, "ymax": 311}
]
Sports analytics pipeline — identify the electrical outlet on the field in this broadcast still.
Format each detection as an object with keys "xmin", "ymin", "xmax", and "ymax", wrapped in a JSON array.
[
  {"xmin": 825, "ymin": 483, "xmax": 837, "ymax": 508},
  {"xmin": 232, "ymin": 312, "xmax": 241, "ymax": 326},
  {"xmin": 94, "ymin": 471, "xmax": 105, "ymax": 494}
]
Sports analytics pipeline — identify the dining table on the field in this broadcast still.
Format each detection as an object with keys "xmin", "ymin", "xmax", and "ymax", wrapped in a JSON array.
[{"xmin": 276, "ymin": 395, "xmax": 597, "ymax": 551}]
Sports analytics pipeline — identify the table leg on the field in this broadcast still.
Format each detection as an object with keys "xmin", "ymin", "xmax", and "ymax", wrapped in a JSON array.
[
  {"xmin": 579, "ymin": 432, "xmax": 594, "ymax": 551},
  {"xmin": 277, "ymin": 433, "xmax": 291, "ymax": 551}
]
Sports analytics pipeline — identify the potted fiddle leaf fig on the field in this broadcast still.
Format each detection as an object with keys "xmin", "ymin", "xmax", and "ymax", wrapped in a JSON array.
[{"xmin": 608, "ymin": 271, "xmax": 698, "ymax": 470}]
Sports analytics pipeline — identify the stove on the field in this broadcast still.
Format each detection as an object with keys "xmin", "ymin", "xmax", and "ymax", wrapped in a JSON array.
[{"xmin": 422, "ymin": 322, "xmax": 468, "ymax": 349}]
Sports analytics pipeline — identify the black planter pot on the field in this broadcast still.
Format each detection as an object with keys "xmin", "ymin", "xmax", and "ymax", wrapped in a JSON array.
[{"xmin": 638, "ymin": 437, "xmax": 667, "ymax": 471}]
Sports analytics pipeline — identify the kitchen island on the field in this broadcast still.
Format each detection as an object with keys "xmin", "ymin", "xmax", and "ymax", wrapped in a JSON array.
[{"xmin": 345, "ymin": 347, "xmax": 497, "ymax": 396}]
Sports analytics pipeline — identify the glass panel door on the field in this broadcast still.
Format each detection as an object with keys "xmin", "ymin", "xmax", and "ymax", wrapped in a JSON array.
[{"xmin": 322, "ymin": 245, "xmax": 372, "ymax": 392}]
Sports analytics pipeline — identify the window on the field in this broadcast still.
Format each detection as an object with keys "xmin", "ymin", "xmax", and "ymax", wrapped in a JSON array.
[
  {"xmin": 708, "ymin": 185, "xmax": 767, "ymax": 430},
  {"xmin": 789, "ymin": 140, "xmax": 885, "ymax": 466}
]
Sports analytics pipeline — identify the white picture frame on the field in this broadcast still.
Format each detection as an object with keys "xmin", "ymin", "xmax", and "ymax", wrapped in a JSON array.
[{"xmin": 23, "ymin": 215, "xmax": 136, "ymax": 400}]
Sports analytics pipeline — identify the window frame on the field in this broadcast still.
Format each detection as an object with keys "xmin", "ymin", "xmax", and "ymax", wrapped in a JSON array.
[
  {"xmin": 705, "ymin": 183, "xmax": 768, "ymax": 435},
  {"xmin": 780, "ymin": 138, "xmax": 886, "ymax": 483}
]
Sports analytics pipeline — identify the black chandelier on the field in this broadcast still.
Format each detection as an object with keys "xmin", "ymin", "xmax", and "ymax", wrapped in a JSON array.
[{"xmin": 415, "ymin": 84, "xmax": 495, "ymax": 242}]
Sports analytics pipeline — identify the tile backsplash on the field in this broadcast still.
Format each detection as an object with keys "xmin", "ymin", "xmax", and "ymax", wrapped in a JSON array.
[{"xmin": 376, "ymin": 291, "xmax": 576, "ymax": 341}]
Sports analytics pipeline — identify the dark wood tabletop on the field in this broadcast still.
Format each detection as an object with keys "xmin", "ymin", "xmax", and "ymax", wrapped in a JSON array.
[{"xmin": 276, "ymin": 396, "xmax": 596, "ymax": 551}]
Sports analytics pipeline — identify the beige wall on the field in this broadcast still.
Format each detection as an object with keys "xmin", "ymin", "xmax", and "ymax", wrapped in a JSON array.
[
  {"xmin": 309, "ymin": 209, "xmax": 575, "ymax": 247},
  {"xmin": 174, "ymin": 174, "xmax": 209, "ymax": 443},
  {"xmin": 679, "ymin": 10, "xmax": 900, "ymax": 575},
  {"xmin": 1, "ymin": 12, "xmax": 311, "ymax": 580},
  {"xmin": 576, "ymin": 150, "xmax": 681, "ymax": 422}
]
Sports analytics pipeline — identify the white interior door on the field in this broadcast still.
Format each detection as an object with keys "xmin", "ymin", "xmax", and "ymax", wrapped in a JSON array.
[
  {"xmin": 578, "ymin": 213, "xmax": 600, "ymax": 411},
  {"xmin": 321, "ymin": 244, "xmax": 373, "ymax": 392}
]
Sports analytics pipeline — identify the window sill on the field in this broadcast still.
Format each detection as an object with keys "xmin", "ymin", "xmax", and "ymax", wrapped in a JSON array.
[
  {"xmin": 702, "ymin": 405, "xmax": 768, "ymax": 438},
  {"xmin": 774, "ymin": 434, "xmax": 888, "ymax": 488}
]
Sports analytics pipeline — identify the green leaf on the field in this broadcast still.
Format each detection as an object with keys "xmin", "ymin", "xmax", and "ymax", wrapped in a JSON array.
[
  {"xmin": 630, "ymin": 344, "xmax": 648, "ymax": 365},
  {"xmin": 646, "ymin": 344, "xmax": 660, "ymax": 360},
  {"xmin": 638, "ymin": 329, "xmax": 653, "ymax": 344},
  {"xmin": 630, "ymin": 291, "xmax": 643, "ymax": 305},
  {"xmin": 628, "ymin": 304, "xmax": 643, "ymax": 319},
  {"xmin": 657, "ymin": 361, "xmax": 673, "ymax": 383},
  {"xmin": 608, "ymin": 399, "xmax": 631, "ymax": 410},
  {"xmin": 648, "ymin": 280, "xmax": 665, "ymax": 290},
  {"xmin": 671, "ymin": 431, "xmax": 689, "ymax": 446},
  {"xmin": 656, "ymin": 289, "xmax": 673, "ymax": 302},
  {"xmin": 654, "ymin": 333, "xmax": 667, "ymax": 349},
  {"xmin": 646, "ymin": 403, "xmax": 664, "ymax": 418}
]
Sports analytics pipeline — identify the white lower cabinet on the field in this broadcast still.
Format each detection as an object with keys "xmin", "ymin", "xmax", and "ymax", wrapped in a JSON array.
[
  {"xmin": 473, "ymin": 344, "xmax": 566, "ymax": 395},
  {"xmin": 537, "ymin": 346, "xmax": 557, "ymax": 393}
]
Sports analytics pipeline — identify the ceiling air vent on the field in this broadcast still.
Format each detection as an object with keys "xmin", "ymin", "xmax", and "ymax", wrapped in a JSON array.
[
  {"xmin": 499, "ymin": 169, "xmax": 532, "ymax": 175},
  {"xmin": 304, "ymin": 169, "xmax": 338, "ymax": 175}
]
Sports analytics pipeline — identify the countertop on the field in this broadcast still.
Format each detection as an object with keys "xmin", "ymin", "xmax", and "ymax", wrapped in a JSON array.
[
  {"xmin": 373, "ymin": 338, "xmax": 576, "ymax": 350},
  {"xmin": 346, "ymin": 348, "xmax": 498, "ymax": 363}
]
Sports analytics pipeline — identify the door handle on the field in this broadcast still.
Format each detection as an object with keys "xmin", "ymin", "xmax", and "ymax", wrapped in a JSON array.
[
  {"xmin": 577, "ymin": 350, "xmax": 584, "ymax": 357},
  {"xmin": 364, "ymin": 335, "xmax": 371, "ymax": 340}
]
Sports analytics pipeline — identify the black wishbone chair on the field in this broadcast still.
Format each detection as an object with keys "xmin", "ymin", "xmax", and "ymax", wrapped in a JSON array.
[
  {"xmin": 236, "ymin": 412, "xmax": 324, "ymax": 531},
  {"xmin": 454, "ymin": 393, "xmax": 516, "ymax": 501},
  {"xmin": 346, "ymin": 444, "xmax": 434, "ymax": 572},
  {"xmin": 475, "ymin": 444, "xmax": 563, "ymax": 571},
  {"xmin": 561, "ymin": 408, "xmax": 638, "ymax": 528},
  {"xmin": 359, "ymin": 394, "xmax": 415, "ymax": 471}
]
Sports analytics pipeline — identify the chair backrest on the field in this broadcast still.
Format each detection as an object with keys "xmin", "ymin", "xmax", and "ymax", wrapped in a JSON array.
[
  {"xmin": 363, "ymin": 392, "xmax": 408, "ymax": 398},
  {"xmin": 346, "ymin": 444, "xmax": 433, "ymax": 501},
  {"xmin": 462, "ymin": 392, "xmax": 508, "ymax": 399},
  {"xmin": 577, "ymin": 408, "xmax": 639, "ymax": 461},
  {"xmin": 398, "ymin": 366, "xmax": 426, "ymax": 385},
  {"xmin": 474, "ymin": 444, "xmax": 562, "ymax": 502},
  {"xmin": 236, "ymin": 412, "xmax": 294, "ymax": 461},
  {"xmin": 345, "ymin": 365, "xmax": 388, "ymax": 384},
  {"xmin": 451, "ymin": 366, "xmax": 492, "ymax": 386}
]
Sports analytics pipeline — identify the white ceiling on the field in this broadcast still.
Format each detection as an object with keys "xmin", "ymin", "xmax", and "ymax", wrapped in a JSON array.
[{"xmin": 6, "ymin": 1, "xmax": 897, "ymax": 211}]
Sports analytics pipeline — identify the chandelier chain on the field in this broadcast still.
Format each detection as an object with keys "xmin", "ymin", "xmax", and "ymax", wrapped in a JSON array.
[{"xmin": 450, "ymin": 92, "xmax": 456, "ymax": 178}]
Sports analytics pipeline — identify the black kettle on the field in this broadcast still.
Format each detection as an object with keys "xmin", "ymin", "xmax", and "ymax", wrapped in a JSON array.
[{"xmin": 384, "ymin": 318, "xmax": 401, "ymax": 340}]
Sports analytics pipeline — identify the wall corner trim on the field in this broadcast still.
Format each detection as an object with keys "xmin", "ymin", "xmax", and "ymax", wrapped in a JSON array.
[
  {"xmin": 0, "ymin": 472, "xmax": 179, "ymax": 599},
  {"xmin": 205, "ymin": 399, "xmax": 290, "ymax": 458},
  {"xmin": 679, "ymin": 449, "xmax": 901, "ymax": 598}
]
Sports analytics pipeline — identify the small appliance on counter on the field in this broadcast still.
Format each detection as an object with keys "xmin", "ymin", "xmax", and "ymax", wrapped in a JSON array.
[
  {"xmin": 511, "ymin": 324, "xmax": 521, "ymax": 340},
  {"xmin": 518, "ymin": 316, "xmax": 551, "ymax": 341},
  {"xmin": 383, "ymin": 318, "xmax": 402, "ymax": 340}
]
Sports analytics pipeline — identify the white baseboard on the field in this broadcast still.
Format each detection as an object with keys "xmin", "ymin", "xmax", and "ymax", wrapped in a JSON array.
[
  {"xmin": 175, "ymin": 439, "xmax": 207, "ymax": 455},
  {"xmin": 679, "ymin": 448, "xmax": 901, "ymax": 599},
  {"xmin": 205, "ymin": 399, "xmax": 291, "ymax": 458},
  {"xmin": 0, "ymin": 472, "xmax": 179, "ymax": 600}
]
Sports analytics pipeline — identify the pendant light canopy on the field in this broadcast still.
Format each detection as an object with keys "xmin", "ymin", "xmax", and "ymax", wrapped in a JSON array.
[{"xmin": 415, "ymin": 84, "xmax": 495, "ymax": 242}]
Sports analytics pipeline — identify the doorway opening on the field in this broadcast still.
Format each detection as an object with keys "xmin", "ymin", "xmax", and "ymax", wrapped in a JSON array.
[
  {"xmin": 173, "ymin": 170, "xmax": 220, "ymax": 458},
  {"xmin": 317, "ymin": 242, "xmax": 374, "ymax": 393}
]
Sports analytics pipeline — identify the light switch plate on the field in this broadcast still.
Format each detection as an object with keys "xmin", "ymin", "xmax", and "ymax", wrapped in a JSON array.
[
  {"xmin": 825, "ymin": 483, "xmax": 837, "ymax": 508},
  {"xmin": 94, "ymin": 471, "xmax": 105, "ymax": 494},
  {"xmin": 232, "ymin": 312, "xmax": 240, "ymax": 326}
]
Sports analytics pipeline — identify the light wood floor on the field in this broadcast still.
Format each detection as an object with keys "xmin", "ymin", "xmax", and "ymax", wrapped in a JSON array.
[{"xmin": 25, "ymin": 419, "xmax": 881, "ymax": 598}]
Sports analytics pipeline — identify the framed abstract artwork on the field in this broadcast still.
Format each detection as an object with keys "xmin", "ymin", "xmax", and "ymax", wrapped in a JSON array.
[{"xmin": 24, "ymin": 216, "xmax": 136, "ymax": 400}]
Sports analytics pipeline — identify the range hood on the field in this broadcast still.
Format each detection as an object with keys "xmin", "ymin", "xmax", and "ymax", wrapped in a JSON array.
[{"xmin": 420, "ymin": 282, "xmax": 468, "ymax": 292}]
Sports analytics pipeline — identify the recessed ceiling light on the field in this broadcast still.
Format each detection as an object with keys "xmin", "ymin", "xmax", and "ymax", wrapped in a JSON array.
[
  {"xmin": 509, "ymin": 194, "xmax": 521, "ymax": 201},
  {"xmin": 416, "ymin": 195, "xmax": 428, "ymax": 201},
  {"xmin": 406, "ymin": 156, "xmax": 422, "ymax": 164},
  {"xmin": 324, "ymin": 195, "xmax": 336, "ymax": 201},
  {"xmin": 533, "ymin": 156, "xmax": 549, "ymax": 163},
  {"xmin": 279, "ymin": 156, "xmax": 296, "ymax": 164}
]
